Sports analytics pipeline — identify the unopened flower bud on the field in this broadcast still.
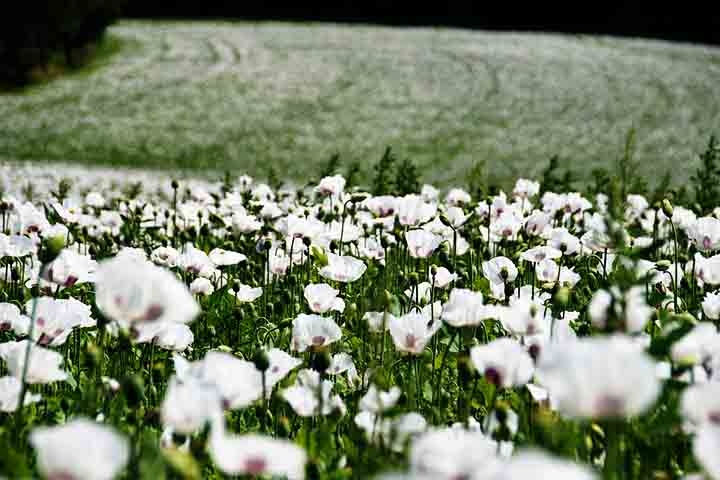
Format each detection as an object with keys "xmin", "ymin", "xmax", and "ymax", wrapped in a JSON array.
[{"xmin": 662, "ymin": 199, "xmax": 674, "ymax": 217}]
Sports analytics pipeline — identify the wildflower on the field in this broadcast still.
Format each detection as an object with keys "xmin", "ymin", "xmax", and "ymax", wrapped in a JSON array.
[
  {"xmin": 681, "ymin": 382, "xmax": 720, "ymax": 431},
  {"xmin": 282, "ymin": 369, "xmax": 346, "ymax": 417},
  {"xmin": 389, "ymin": 311, "xmax": 442, "ymax": 355},
  {"xmin": 441, "ymin": 288, "xmax": 486, "ymax": 327},
  {"xmin": 291, "ymin": 314, "xmax": 342, "ymax": 352},
  {"xmin": 410, "ymin": 427, "xmax": 500, "ymax": 479},
  {"xmin": 210, "ymin": 429, "xmax": 307, "ymax": 480},
  {"xmin": 689, "ymin": 217, "xmax": 720, "ymax": 252},
  {"xmin": 406, "ymin": 229, "xmax": 442, "ymax": 258},
  {"xmin": 536, "ymin": 335, "xmax": 660, "ymax": 418},
  {"xmin": 231, "ymin": 284, "xmax": 263, "ymax": 303},
  {"xmin": 161, "ymin": 377, "xmax": 222, "ymax": 434},
  {"xmin": 0, "ymin": 376, "xmax": 41, "ymax": 412},
  {"xmin": 303, "ymin": 283, "xmax": 345, "ymax": 314},
  {"xmin": 0, "ymin": 340, "xmax": 68, "ymax": 383},
  {"xmin": 489, "ymin": 450, "xmax": 597, "ymax": 479},
  {"xmin": 363, "ymin": 311, "xmax": 394, "ymax": 333},
  {"xmin": 482, "ymin": 256, "xmax": 518, "ymax": 285},
  {"xmin": 520, "ymin": 245, "xmax": 562, "ymax": 263},
  {"xmin": 359, "ymin": 385, "xmax": 402, "ymax": 413},
  {"xmin": 429, "ymin": 266, "xmax": 457, "ymax": 288},
  {"xmin": 470, "ymin": 338, "xmax": 534, "ymax": 388},
  {"xmin": 319, "ymin": 253, "xmax": 367, "ymax": 283},
  {"xmin": 190, "ymin": 277, "xmax": 215, "ymax": 296},
  {"xmin": 30, "ymin": 419, "xmax": 129, "ymax": 480},
  {"xmin": 209, "ymin": 247, "xmax": 247, "ymax": 266}
]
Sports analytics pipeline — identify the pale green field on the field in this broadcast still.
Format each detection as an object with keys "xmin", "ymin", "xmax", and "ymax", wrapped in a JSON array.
[{"xmin": 1, "ymin": 20, "xmax": 719, "ymax": 186}]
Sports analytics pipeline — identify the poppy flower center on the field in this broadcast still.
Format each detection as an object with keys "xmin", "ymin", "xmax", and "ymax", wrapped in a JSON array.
[
  {"xmin": 312, "ymin": 335, "xmax": 326, "ymax": 347},
  {"xmin": 405, "ymin": 334, "xmax": 417, "ymax": 350},
  {"xmin": 595, "ymin": 395, "xmax": 625, "ymax": 416},
  {"xmin": 143, "ymin": 304, "xmax": 165, "ymax": 322},
  {"xmin": 485, "ymin": 367, "xmax": 502, "ymax": 387},
  {"xmin": 708, "ymin": 411, "xmax": 720, "ymax": 423},
  {"xmin": 244, "ymin": 457, "xmax": 267, "ymax": 475},
  {"xmin": 704, "ymin": 236, "xmax": 712, "ymax": 250}
]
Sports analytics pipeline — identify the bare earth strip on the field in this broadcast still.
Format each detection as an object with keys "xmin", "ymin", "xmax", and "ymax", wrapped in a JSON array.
[{"xmin": 1, "ymin": 21, "xmax": 719, "ymax": 186}]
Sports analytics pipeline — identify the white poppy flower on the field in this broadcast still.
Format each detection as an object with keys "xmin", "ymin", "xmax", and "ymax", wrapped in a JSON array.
[
  {"xmin": 689, "ymin": 217, "xmax": 720, "ymax": 252},
  {"xmin": 363, "ymin": 311, "xmax": 394, "ymax": 333},
  {"xmin": 30, "ymin": 419, "xmax": 129, "ymax": 480},
  {"xmin": 406, "ymin": 229, "xmax": 442, "ymax": 259},
  {"xmin": 232, "ymin": 284, "xmax": 263, "ymax": 303},
  {"xmin": 0, "ymin": 375, "xmax": 41, "ymax": 412},
  {"xmin": 410, "ymin": 427, "xmax": 500, "ymax": 479},
  {"xmin": 359, "ymin": 385, "xmax": 402, "ymax": 413},
  {"xmin": 429, "ymin": 266, "xmax": 457, "ymax": 289},
  {"xmin": 520, "ymin": 245, "xmax": 562, "ymax": 263},
  {"xmin": 681, "ymin": 382, "xmax": 720, "ymax": 432},
  {"xmin": 319, "ymin": 253, "xmax": 367, "ymax": 283},
  {"xmin": 702, "ymin": 292, "xmax": 720, "ymax": 320},
  {"xmin": 265, "ymin": 348, "xmax": 302, "ymax": 388},
  {"xmin": 210, "ymin": 430, "xmax": 307, "ymax": 480},
  {"xmin": 470, "ymin": 338, "xmax": 534, "ymax": 388},
  {"xmin": 209, "ymin": 247, "xmax": 247, "ymax": 266},
  {"xmin": 161, "ymin": 376, "xmax": 222, "ymax": 434},
  {"xmin": 0, "ymin": 340, "xmax": 68, "ymax": 384},
  {"xmin": 671, "ymin": 323, "xmax": 720, "ymax": 366},
  {"xmin": 389, "ymin": 311, "xmax": 442, "ymax": 355},
  {"xmin": 282, "ymin": 369, "xmax": 346, "ymax": 417},
  {"xmin": 303, "ymin": 283, "xmax": 345, "ymax": 314},
  {"xmin": 150, "ymin": 246, "xmax": 179, "ymax": 267},
  {"xmin": 482, "ymin": 256, "xmax": 518, "ymax": 285},
  {"xmin": 190, "ymin": 277, "xmax": 215, "ymax": 296},
  {"xmin": 489, "ymin": 450, "xmax": 597, "ymax": 479},
  {"xmin": 441, "ymin": 288, "xmax": 486, "ymax": 327},
  {"xmin": 0, "ymin": 303, "xmax": 30, "ymax": 335},
  {"xmin": 396, "ymin": 195, "xmax": 437, "ymax": 227},
  {"xmin": 291, "ymin": 314, "xmax": 342, "ymax": 352},
  {"xmin": 95, "ymin": 255, "xmax": 199, "ymax": 329},
  {"xmin": 536, "ymin": 335, "xmax": 660, "ymax": 418}
]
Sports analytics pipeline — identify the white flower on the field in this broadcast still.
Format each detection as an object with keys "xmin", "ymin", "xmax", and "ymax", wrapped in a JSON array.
[
  {"xmin": 693, "ymin": 424, "xmax": 720, "ymax": 480},
  {"xmin": 520, "ymin": 245, "xmax": 562, "ymax": 263},
  {"xmin": 176, "ymin": 351, "xmax": 263, "ymax": 410},
  {"xmin": 470, "ymin": 338, "xmax": 534, "ymax": 388},
  {"xmin": 410, "ymin": 427, "xmax": 500, "ymax": 479},
  {"xmin": 0, "ymin": 340, "xmax": 68, "ymax": 383},
  {"xmin": 445, "ymin": 188, "xmax": 472, "ymax": 205},
  {"xmin": 26, "ymin": 297, "xmax": 94, "ymax": 346},
  {"xmin": 489, "ymin": 450, "xmax": 597, "ymax": 479},
  {"xmin": 429, "ymin": 266, "xmax": 457, "ymax": 289},
  {"xmin": 0, "ymin": 375, "xmax": 41, "ymax": 412},
  {"xmin": 406, "ymin": 229, "xmax": 442, "ymax": 258},
  {"xmin": 482, "ymin": 256, "xmax": 518, "ymax": 285},
  {"xmin": 389, "ymin": 311, "xmax": 442, "ymax": 355},
  {"xmin": 304, "ymin": 283, "xmax": 345, "ymax": 313},
  {"xmin": 671, "ymin": 323, "xmax": 720, "ymax": 366},
  {"xmin": 703, "ymin": 292, "xmax": 720, "ymax": 320},
  {"xmin": 363, "ymin": 311, "xmax": 394, "ymax": 333},
  {"xmin": 589, "ymin": 286, "xmax": 652, "ymax": 333},
  {"xmin": 315, "ymin": 175, "xmax": 346, "ymax": 197},
  {"xmin": 209, "ymin": 248, "xmax": 247, "ymax": 266},
  {"xmin": 30, "ymin": 419, "xmax": 129, "ymax": 480},
  {"xmin": 498, "ymin": 298, "xmax": 551, "ymax": 337},
  {"xmin": 210, "ymin": 428, "xmax": 307, "ymax": 480},
  {"xmin": 133, "ymin": 321, "xmax": 194, "ymax": 352},
  {"xmin": 95, "ymin": 255, "xmax": 199, "ymax": 329},
  {"xmin": 681, "ymin": 382, "xmax": 720, "ymax": 431},
  {"xmin": 0, "ymin": 302, "xmax": 30, "ymax": 335},
  {"xmin": 513, "ymin": 178, "xmax": 540, "ymax": 199},
  {"xmin": 319, "ymin": 253, "xmax": 366, "ymax": 283},
  {"xmin": 150, "ymin": 246, "xmax": 179, "ymax": 267},
  {"xmin": 42, "ymin": 249, "xmax": 96, "ymax": 287},
  {"xmin": 291, "ymin": 314, "xmax": 342, "ymax": 351},
  {"xmin": 404, "ymin": 282, "xmax": 432, "ymax": 305},
  {"xmin": 161, "ymin": 377, "xmax": 222, "ymax": 434},
  {"xmin": 232, "ymin": 284, "xmax": 263, "ymax": 303},
  {"xmin": 546, "ymin": 228, "xmax": 581, "ymax": 255},
  {"xmin": 282, "ymin": 369, "xmax": 346, "ymax": 417},
  {"xmin": 396, "ymin": 194, "xmax": 437, "ymax": 226},
  {"xmin": 535, "ymin": 258, "xmax": 559, "ymax": 283},
  {"xmin": 265, "ymin": 348, "xmax": 302, "ymax": 388},
  {"xmin": 441, "ymin": 288, "xmax": 486, "ymax": 327},
  {"xmin": 327, "ymin": 352, "xmax": 359, "ymax": 386},
  {"xmin": 359, "ymin": 385, "xmax": 402, "ymax": 413},
  {"xmin": 355, "ymin": 411, "xmax": 427, "ymax": 452},
  {"xmin": 689, "ymin": 217, "xmax": 720, "ymax": 251},
  {"xmin": 536, "ymin": 335, "xmax": 660, "ymax": 418},
  {"xmin": 190, "ymin": 277, "xmax": 215, "ymax": 296}
]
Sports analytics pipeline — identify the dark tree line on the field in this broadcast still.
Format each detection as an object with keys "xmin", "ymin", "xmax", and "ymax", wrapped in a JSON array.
[{"xmin": 0, "ymin": 1, "xmax": 126, "ymax": 86}]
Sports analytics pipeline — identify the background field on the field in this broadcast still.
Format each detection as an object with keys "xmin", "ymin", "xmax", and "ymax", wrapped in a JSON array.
[{"xmin": 1, "ymin": 20, "xmax": 719, "ymax": 186}]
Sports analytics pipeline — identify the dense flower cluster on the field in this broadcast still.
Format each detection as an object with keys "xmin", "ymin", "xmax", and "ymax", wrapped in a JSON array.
[{"xmin": 1, "ymin": 163, "xmax": 719, "ymax": 479}]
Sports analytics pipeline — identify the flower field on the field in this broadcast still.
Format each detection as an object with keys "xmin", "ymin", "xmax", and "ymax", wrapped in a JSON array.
[
  {"xmin": 2, "ymin": 149, "xmax": 720, "ymax": 480},
  {"xmin": 1, "ymin": 21, "xmax": 720, "ymax": 185}
]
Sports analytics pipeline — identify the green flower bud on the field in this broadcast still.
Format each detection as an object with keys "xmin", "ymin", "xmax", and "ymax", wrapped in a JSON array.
[
  {"xmin": 253, "ymin": 349, "xmax": 270, "ymax": 372},
  {"xmin": 662, "ymin": 198, "xmax": 674, "ymax": 217}
]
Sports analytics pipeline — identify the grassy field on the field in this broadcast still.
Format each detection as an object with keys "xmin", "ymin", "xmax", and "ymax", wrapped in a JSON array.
[{"xmin": 1, "ymin": 20, "xmax": 719, "ymax": 186}]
